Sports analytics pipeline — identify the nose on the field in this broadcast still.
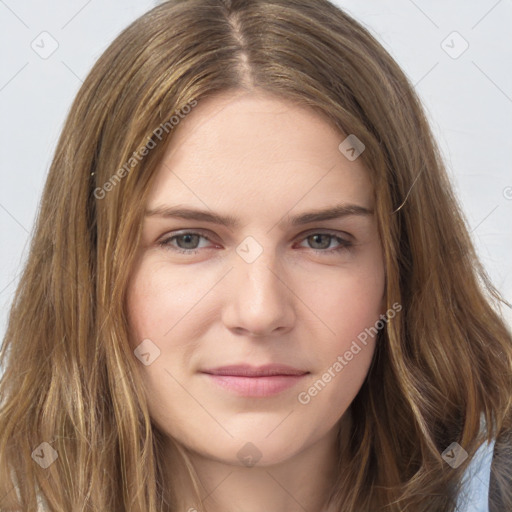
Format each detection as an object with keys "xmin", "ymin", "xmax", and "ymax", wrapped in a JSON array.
[{"xmin": 221, "ymin": 246, "xmax": 296, "ymax": 337}]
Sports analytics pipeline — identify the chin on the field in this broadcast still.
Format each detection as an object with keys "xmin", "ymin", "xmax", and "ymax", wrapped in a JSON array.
[{"xmin": 189, "ymin": 432, "xmax": 305, "ymax": 468}]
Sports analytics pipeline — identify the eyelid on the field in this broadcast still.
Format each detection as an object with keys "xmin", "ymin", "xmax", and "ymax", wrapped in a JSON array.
[
  {"xmin": 158, "ymin": 228, "xmax": 353, "ymax": 245},
  {"xmin": 298, "ymin": 227, "xmax": 354, "ymax": 241},
  {"xmin": 158, "ymin": 228, "xmax": 217, "ymax": 243}
]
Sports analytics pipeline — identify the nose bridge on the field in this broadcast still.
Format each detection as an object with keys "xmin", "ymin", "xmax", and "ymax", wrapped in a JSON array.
[
  {"xmin": 222, "ymin": 234, "xmax": 294, "ymax": 336},
  {"xmin": 236, "ymin": 235, "xmax": 284, "ymax": 304}
]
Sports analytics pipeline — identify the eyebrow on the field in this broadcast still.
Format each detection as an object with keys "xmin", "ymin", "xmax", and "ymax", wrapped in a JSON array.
[{"xmin": 145, "ymin": 203, "xmax": 373, "ymax": 229}]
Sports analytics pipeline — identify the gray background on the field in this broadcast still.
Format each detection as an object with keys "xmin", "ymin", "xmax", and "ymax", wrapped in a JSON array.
[{"xmin": 1, "ymin": 0, "xmax": 511, "ymax": 344}]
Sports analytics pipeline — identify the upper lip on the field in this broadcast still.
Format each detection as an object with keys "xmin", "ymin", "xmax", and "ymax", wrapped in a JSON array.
[{"xmin": 201, "ymin": 364, "xmax": 309, "ymax": 377}]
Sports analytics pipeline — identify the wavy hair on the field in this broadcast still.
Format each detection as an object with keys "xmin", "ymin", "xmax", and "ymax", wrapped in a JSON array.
[{"xmin": 0, "ymin": 0, "xmax": 511, "ymax": 510}]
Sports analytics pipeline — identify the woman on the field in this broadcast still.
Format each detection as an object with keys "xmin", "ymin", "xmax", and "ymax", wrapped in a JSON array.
[{"xmin": 0, "ymin": 0, "xmax": 510, "ymax": 510}]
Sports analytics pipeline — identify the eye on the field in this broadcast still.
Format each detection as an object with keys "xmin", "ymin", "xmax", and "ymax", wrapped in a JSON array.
[
  {"xmin": 157, "ymin": 230, "xmax": 353, "ymax": 256},
  {"xmin": 296, "ymin": 232, "xmax": 353, "ymax": 254},
  {"xmin": 158, "ymin": 231, "xmax": 214, "ymax": 254}
]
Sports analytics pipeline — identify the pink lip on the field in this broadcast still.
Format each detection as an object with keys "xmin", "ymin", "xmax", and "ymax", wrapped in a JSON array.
[{"xmin": 200, "ymin": 364, "xmax": 309, "ymax": 397}]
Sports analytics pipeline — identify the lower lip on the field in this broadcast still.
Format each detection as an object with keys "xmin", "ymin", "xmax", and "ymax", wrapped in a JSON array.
[{"xmin": 202, "ymin": 373, "xmax": 308, "ymax": 397}]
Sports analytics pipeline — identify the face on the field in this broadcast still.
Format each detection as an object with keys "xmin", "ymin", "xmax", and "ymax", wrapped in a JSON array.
[{"xmin": 126, "ymin": 90, "xmax": 385, "ymax": 467}]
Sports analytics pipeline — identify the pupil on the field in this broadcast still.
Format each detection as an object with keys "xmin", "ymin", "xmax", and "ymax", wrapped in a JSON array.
[
  {"xmin": 311, "ymin": 234, "xmax": 330, "ymax": 249},
  {"xmin": 180, "ymin": 234, "xmax": 198, "ymax": 249}
]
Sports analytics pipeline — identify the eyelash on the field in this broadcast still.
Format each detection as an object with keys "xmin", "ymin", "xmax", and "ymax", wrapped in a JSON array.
[{"xmin": 157, "ymin": 231, "xmax": 353, "ymax": 256}]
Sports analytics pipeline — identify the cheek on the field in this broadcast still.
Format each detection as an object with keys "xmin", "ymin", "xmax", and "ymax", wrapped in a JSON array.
[
  {"xmin": 126, "ymin": 271, "xmax": 162, "ymax": 349},
  {"xmin": 300, "ymin": 248, "xmax": 385, "ymax": 402},
  {"xmin": 125, "ymin": 258, "xmax": 209, "ymax": 348},
  {"xmin": 311, "ymin": 260, "xmax": 385, "ymax": 347},
  {"xmin": 124, "ymin": 262, "xmax": 204, "ymax": 426},
  {"xmin": 296, "ymin": 271, "xmax": 383, "ymax": 416}
]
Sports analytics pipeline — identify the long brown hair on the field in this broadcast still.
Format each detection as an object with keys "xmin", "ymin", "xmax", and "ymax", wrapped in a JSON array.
[{"xmin": 1, "ymin": 0, "xmax": 510, "ymax": 510}]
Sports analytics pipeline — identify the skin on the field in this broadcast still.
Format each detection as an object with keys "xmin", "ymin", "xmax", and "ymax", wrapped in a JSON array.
[{"xmin": 126, "ymin": 89, "xmax": 386, "ymax": 512}]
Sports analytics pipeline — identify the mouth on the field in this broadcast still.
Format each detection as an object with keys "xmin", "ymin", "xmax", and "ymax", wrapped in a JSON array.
[{"xmin": 200, "ymin": 364, "xmax": 310, "ymax": 397}]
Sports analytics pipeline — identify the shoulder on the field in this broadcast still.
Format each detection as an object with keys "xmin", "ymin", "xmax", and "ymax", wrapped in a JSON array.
[{"xmin": 455, "ymin": 437, "xmax": 495, "ymax": 512}]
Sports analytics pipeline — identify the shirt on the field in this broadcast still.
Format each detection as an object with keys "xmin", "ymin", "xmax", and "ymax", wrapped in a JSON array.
[{"xmin": 455, "ymin": 437, "xmax": 495, "ymax": 511}]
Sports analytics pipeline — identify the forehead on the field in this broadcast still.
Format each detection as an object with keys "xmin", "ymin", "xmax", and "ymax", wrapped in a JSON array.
[{"xmin": 146, "ymin": 91, "xmax": 373, "ymax": 217}]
